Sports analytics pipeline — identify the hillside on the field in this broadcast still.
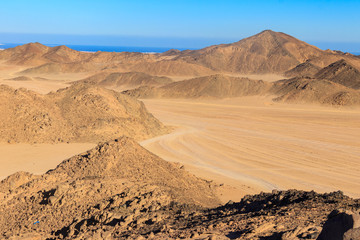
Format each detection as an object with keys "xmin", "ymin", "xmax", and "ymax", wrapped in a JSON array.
[
  {"xmin": 284, "ymin": 61, "xmax": 321, "ymax": 78},
  {"xmin": 124, "ymin": 74, "xmax": 272, "ymax": 98},
  {"xmin": 5, "ymin": 76, "xmax": 33, "ymax": 81},
  {"xmin": 315, "ymin": 59, "xmax": 360, "ymax": 89},
  {"xmin": 18, "ymin": 62, "xmax": 97, "ymax": 74},
  {"xmin": 127, "ymin": 59, "xmax": 215, "ymax": 76},
  {"xmin": 272, "ymin": 77, "xmax": 360, "ymax": 106},
  {"xmin": 75, "ymin": 71, "xmax": 173, "ymax": 90},
  {"xmin": 0, "ymin": 84, "xmax": 168, "ymax": 143},
  {"xmin": 0, "ymin": 43, "xmax": 91, "ymax": 66},
  {"xmin": 175, "ymin": 30, "xmax": 326, "ymax": 73},
  {"xmin": 0, "ymin": 137, "xmax": 220, "ymax": 238},
  {"xmin": 0, "ymin": 139, "xmax": 358, "ymax": 239},
  {"xmin": 125, "ymin": 74, "xmax": 360, "ymax": 106}
]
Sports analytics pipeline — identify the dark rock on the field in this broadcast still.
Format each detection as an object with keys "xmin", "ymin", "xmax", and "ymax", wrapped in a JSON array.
[{"xmin": 317, "ymin": 210, "xmax": 360, "ymax": 240}]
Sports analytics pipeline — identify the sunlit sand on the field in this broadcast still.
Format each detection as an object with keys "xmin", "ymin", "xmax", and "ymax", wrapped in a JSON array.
[{"xmin": 141, "ymin": 97, "xmax": 360, "ymax": 199}]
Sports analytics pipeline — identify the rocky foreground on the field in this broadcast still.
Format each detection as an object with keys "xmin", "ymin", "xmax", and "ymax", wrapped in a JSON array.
[{"xmin": 0, "ymin": 137, "xmax": 359, "ymax": 240}]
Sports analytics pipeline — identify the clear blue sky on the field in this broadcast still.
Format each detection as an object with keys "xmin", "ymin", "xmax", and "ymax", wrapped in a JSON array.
[{"xmin": 1, "ymin": 0, "xmax": 359, "ymax": 51}]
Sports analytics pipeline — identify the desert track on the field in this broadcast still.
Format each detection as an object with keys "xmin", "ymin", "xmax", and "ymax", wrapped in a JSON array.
[{"xmin": 141, "ymin": 98, "xmax": 360, "ymax": 198}]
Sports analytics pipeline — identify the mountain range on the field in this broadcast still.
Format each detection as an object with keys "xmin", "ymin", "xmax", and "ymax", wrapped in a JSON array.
[{"xmin": 2, "ymin": 30, "xmax": 360, "ymax": 77}]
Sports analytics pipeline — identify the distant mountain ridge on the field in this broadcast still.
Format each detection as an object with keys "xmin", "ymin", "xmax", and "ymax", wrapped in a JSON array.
[
  {"xmin": 2, "ymin": 30, "xmax": 360, "ymax": 77},
  {"xmin": 2, "ymin": 30, "xmax": 360, "ymax": 106},
  {"xmin": 124, "ymin": 60, "xmax": 360, "ymax": 106}
]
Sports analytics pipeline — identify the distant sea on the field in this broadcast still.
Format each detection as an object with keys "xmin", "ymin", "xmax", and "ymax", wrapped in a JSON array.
[
  {"xmin": 0, "ymin": 43, "xmax": 192, "ymax": 53},
  {"xmin": 0, "ymin": 42, "xmax": 359, "ymax": 56}
]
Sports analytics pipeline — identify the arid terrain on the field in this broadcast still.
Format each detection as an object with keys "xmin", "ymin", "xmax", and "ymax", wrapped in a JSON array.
[
  {"xmin": 0, "ymin": 30, "xmax": 360, "ymax": 239},
  {"xmin": 140, "ymin": 98, "xmax": 360, "ymax": 199}
]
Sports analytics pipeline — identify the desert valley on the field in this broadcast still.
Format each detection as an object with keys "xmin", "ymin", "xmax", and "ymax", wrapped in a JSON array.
[{"xmin": 0, "ymin": 30, "xmax": 360, "ymax": 239}]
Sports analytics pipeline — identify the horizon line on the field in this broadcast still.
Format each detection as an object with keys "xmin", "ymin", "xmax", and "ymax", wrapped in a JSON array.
[{"xmin": 1, "ymin": 32, "xmax": 360, "ymax": 52}]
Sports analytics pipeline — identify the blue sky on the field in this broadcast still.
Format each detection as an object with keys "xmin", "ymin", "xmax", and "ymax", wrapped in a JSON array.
[{"xmin": 0, "ymin": 0, "xmax": 360, "ymax": 51}]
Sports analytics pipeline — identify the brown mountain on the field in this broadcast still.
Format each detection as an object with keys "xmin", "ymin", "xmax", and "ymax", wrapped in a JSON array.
[
  {"xmin": 0, "ymin": 84, "xmax": 168, "ymax": 143},
  {"xmin": 124, "ymin": 74, "xmax": 360, "ymax": 106},
  {"xmin": 0, "ymin": 42, "xmax": 49, "ymax": 65},
  {"xmin": 2, "ymin": 42, "xmax": 213, "ymax": 76},
  {"xmin": 315, "ymin": 59, "xmax": 360, "ymax": 89},
  {"xmin": 272, "ymin": 77, "xmax": 360, "ymax": 106},
  {"xmin": 284, "ymin": 60, "xmax": 321, "ymax": 78},
  {"xmin": 0, "ymin": 43, "xmax": 91, "ymax": 66},
  {"xmin": 123, "ymin": 74, "xmax": 271, "ymax": 98},
  {"xmin": 42, "ymin": 45, "xmax": 89, "ymax": 63},
  {"xmin": 4, "ymin": 31, "xmax": 360, "ymax": 77},
  {"xmin": 76, "ymin": 71, "xmax": 173, "ymax": 90},
  {"xmin": 175, "ymin": 30, "xmax": 326, "ymax": 74}
]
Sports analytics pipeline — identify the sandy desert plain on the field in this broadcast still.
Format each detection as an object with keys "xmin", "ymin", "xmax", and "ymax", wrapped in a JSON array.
[{"xmin": 1, "ymin": 30, "xmax": 360, "ymax": 239}]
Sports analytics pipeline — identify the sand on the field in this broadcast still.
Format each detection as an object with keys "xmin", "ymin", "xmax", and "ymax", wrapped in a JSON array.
[
  {"xmin": 0, "ymin": 143, "xmax": 95, "ymax": 180},
  {"xmin": 141, "ymin": 97, "xmax": 360, "ymax": 199}
]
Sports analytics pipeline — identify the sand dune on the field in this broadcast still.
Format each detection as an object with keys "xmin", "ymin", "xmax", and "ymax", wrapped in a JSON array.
[{"xmin": 141, "ymin": 98, "xmax": 360, "ymax": 198}]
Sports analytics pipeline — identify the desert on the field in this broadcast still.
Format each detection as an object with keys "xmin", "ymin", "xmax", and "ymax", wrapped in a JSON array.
[{"xmin": 0, "ymin": 7, "xmax": 360, "ymax": 239}]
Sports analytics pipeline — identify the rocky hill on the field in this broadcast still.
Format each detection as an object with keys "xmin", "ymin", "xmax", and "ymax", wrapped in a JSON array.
[
  {"xmin": 124, "ymin": 74, "xmax": 272, "ymax": 99},
  {"xmin": 174, "ymin": 30, "xmax": 326, "ymax": 74},
  {"xmin": 315, "ymin": 59, "xmax": 360, "ymax": 89},
  {"xmin": 0, "ymin": 43, "xmax": 91, "ymax": 66},
  {"xmin": 0, "ymin": 84, "xmax": 168, "ymax": 143},
  {"xmin": 0, "ymin": 139, "xmax": 358, "ymax": 239},
  {"xmin": 0, "ymin": 137, "xmax": 220, "ymax": 239},
  {"xmin": 124, "ymin": 73, "xmax": 360, "ymax": 106},
  {"xmin": 272, "ymin": 77, "xmax": 360, "ymax": 106},
  {"xmin": 285, "ymin": 61, "xmax": 321, "ymax": 78},
  {"xmin": 75, "ymin": 71, "xmax": 173, "ymax": 90}
]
